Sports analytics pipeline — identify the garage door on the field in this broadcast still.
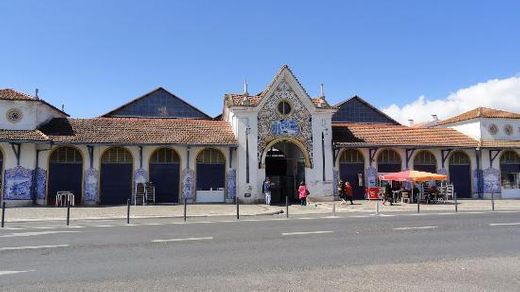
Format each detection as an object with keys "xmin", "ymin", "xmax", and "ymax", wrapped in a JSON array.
[
  {"xmin": 47, "ymin": 147, "xmax": 83, "ymax": 205},
  {"xmin": 449, "ymin": 151, "xmax": 472, "ymax": 198},
  {"xmin": 149, "ymin": 148, "xmax": 180, "ymax": 203},
  {"xmin": 100, "ymin": 147, "xmax": 133, "ymax": 205}
]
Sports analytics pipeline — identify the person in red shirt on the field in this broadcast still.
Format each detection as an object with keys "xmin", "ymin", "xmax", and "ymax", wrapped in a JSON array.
[
  {"xmin": 298, "ymin": 181, "xmax": 308, "ymax": 206},
  {"xmin": 345, "ymin": 181, "xmax": 354, "ymax": 205}
]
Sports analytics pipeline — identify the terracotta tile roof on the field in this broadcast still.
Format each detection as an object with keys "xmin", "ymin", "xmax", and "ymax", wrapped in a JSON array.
[
  {"xmin": 437, "ymin": 107, "xmax": 520, "ymax": 125},
  {"xmin": 0, "ymin": 88, "xmax": 69, "ymax": 116},
  {"xmin": 0, "ymin": 88, "xmax": 35, "ymax": 101},
  {"xmin": 38, "ymin": 117, "xmax": 237, "ymax": 145},
  {"xmin": 333, "ymin": 123, "xmax": 478, "ymax": 148},
  {"xmin": 0, "ymin": 129, "xmax": 48, "ymax": 142},
  {"xmin": 480, "ymin": 140, "xmax": 520, "ymax": 148},
  {"xmin": 311, "ymin": 97, "xmax": 334, "ymax": 109}
]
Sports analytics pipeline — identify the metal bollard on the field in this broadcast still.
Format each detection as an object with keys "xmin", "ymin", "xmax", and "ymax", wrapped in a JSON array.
[
  {"xmin": 376, "ymin": 199, "xmax": 379, "ymax": 215},
  {"xmin": 236, "ymin": 197, "xmax": 240, "ymax": 220},
  {"xmin": 454, "ymin": 192, "xmax": 458, "ymax": 213},
  {"xmin": 184, "ymin": 197, "xmax": 187, "ymax": 222},
  {"xmin": 1, "ymin": 202, "xmax": 5, "ymax": 228},
  {"xmin": 332, "ymin": 202, "xmax": 336, "ymax": 217},
  {"xmin": 286, "ymin": 196, "xmax": 289, "ymax": 218},
  {"xmin": 491, "ymin": 191, "xmax": 495, "ymax": 211},
  {"xmin": 417, "ymin": 199, "xmax": 420, "ymax": 214},
  {"xmin": 66, "ymin": 200, "xmax": 70, "ymax": 226},
  {"xmin": 127, "ymin": 199, "xmax": 131, "ymax": 224}
]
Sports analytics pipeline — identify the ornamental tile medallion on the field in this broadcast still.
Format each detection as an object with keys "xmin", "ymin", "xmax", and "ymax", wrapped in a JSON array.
[{"xmin": 257, "ymin": 80, "xmax": 313, "ymax": 167}]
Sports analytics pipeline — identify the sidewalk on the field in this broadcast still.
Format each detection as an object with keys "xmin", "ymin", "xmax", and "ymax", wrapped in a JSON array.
[{"xmin": 2, "ymin": 199, "xmax": 520, "ymax": 223}]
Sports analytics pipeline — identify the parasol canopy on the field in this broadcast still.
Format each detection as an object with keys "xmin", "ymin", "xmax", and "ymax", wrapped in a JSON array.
[{"xmin": 378, "ymin": 170, "xmax": 448, "ymax": 182}]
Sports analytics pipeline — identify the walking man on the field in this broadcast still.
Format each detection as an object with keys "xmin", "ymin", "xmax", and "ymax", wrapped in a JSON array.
[
  {"xmin": 345, "ymin": 181, "xmax": 354, "ymax": 205},
  {"xmin": 263, "ymin": 177, "xmax": 272, "ymax": 205}
]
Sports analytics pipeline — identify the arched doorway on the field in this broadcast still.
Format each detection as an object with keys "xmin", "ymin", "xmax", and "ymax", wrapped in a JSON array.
[
  {"xmin": 377, "ymin": 149, "xmax": 402, "ymax": 173},
  {"xmin": 449, "ymin": 151, "xmax": 472, "ymax": 198},
  {"xmin": 196, "ymin": 148, "xmax": 226, "ymax": 201},
  {"xmin": 413, "ymin": 150, "xmax": 437, "ymax": 173},
  {"xmin": 500, "ymin": 151, "xmax": 520, "ymax": 192},
  {"xmin": 47, "ymin": 147, "xmax": 83, "ymax": 205},
  {"xmin": 100, "ymin": 147, "xmax": 133, "ymax": 205},
  {"xmin": 265, "ymin": 141, "xmax": 305, "ymax": 204},
  {"xmin": 338, "ymin": 149, "xmax": 365, "ymax": 200},
  {"xmin": 149, "ymin": 147, "xmax": 180, "ymax": 203}
]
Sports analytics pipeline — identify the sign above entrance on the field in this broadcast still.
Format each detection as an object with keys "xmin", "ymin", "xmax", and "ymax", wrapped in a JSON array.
[{"xmin": 271, "ymin": 119, "xmax": 299, "ymax": 136}]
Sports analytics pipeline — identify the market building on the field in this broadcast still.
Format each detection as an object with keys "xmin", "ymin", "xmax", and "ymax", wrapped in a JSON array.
[{"xmin": 0, "ymin": 65, "xmax": 518, "ymax": 206}]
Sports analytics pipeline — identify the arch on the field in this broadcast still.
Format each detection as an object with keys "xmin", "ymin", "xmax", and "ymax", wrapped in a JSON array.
[
  {"xmin": 261, "ymin": 137, "xmax": 311, "ymax": 168},
  {"xmin": 377, "ymin": 149, "xmax": 402, "ymax": 173},
  {"xmin": 195, "ymin": 148, "xmax": 226, "ymax": 198},
  {"xmin": 47, "ymin": 146, "xmax": 84, "ymax": 205},
  {"xmin": 499, "ymin": 150, "xmax": 520, "ymax": 190},
  {"xmin": 448, "ymin": 151, "xmax": 472, "ymax": 198},
  {"xmin": 149, "ymin": 147, "xmax": 181, "ymax": 203},
  {"xmin": 100, "ymin": 147, "xmax": 134, "ymax": 205},
  {"xmin": 413, "ymin": 150, "xmax": 437, "ymax": 173},
  {"xmin": 338, "ymin": 149, "xmax": 365, "ymax": 200}
]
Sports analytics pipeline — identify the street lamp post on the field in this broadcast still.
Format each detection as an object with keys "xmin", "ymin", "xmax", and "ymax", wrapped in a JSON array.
[{"xmin": 246, "ymin": 126, "xmax": 251, "ymax": 184}]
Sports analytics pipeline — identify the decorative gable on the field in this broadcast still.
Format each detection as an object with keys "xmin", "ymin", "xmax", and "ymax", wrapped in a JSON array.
[
  {"xmin": 103, "ymin": 87, "xmax": 211, "ymax": 119},
  {"xmin": 333, "ymin": 96, "xmax": 399, "ymax": 124},
  {"xmin": 257, "ymin": 79, "xmax": 314, "ymax": 167}
]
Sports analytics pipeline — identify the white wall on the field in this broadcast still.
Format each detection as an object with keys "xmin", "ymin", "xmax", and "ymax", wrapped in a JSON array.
[
  {"xmin": 480, "ymin": 118, "xmax": 520, "ymax": 141},
  {"xmin": 0, "ymin": 100, "xmax": 65, "ymax": 130}
]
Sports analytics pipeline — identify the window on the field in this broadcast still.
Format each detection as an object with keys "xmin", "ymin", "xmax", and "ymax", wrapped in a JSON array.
[
  {"xmin": 449, "ymin": 151, "xmax": 470, "ymax": 165},
  {"xmin": 377, "ymin": 149, "xmax": 401, "ymax": 164},
  {"xmin": 150, "ymin": 148, "xmax": 180, "ymax": 164},
  {"xmin": 196, "ymin": 148, "xmax": 225, "ymax": 164},
  {"xmin": 101, "ymin": 147, "xmax": 132, "ymax": 164},
  {"xmin": 339, "ymin": 149, "xmax": 364, "ymax": 164},
  {"xmin": 277, "ymin": 100, "xmax": 292, "ymax": 115},
  {"xmin": 500, "ymin": 151, "xmax": 520, "ymax": 189},
  {"xmin": 50, "ymin": 147, "xmax": 82, "ymax": 164},
  {"xmin": 414, "ymin": 151, "xmax": 437, "ymax": 165}
]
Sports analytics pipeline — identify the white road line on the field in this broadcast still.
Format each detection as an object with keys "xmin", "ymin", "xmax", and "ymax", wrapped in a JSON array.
[
  {"xmin": 0, "ymin": 230, "xmax": 80, "ymax": 238},
  {"xmin": 0, "ymin": 244, "xmax": 69, "ymax": 252},
  {"xmin": 92, "ymin": 224, "xmax": 115, "ymax": 228},
  {"xmin": 489, "ymin": 222, "xmax": 520, "ymax": 226},
  {"xmin": 282, "ymin": 230, "xmax": 334, "ymax": 236},
  {"xmin": 320, "ymin": 216, "xmax": 340, "ymax": 219},
  {"xmin": 298, "ymin": 217, "xmax": 314, "ymax": 220},
  {"xmin": 0, "ymin": 270, "xmax": 35, "ymax": 276},
  {"xmin": 393, "ymin": 226, "xmax": 438, "ymax": 231},
  {"xmin": 152, "ymin": 236, "xmax": 213, "ymax": 243}
]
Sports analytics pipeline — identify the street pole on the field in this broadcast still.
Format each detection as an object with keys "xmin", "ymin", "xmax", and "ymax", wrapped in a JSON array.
[
  {"xmin": 1, "ymin": 202, "xmax": 5, "ymax": 228},
  {"xmin": 66, "ymin": 200, "xmax": 70, "ymax": 226},
  {"xmin": 127, "ymin": 199, "xmax": 131, "ymax": 224},
  {"xmin": 454, "ymin": 191, "xmax": 458, "ymax": 213},
  {"xmin": 286, "ymin": 196, "xmax": 289, "ymax": 218},
  {"xmin": 332, "ymin": 201, "xmax": 336, "ymax": 217},
  {"xmin": 236, "ymin": 197, "xmax": 240, "ymax": 220},
  {"xmin": 184, "ymin": 197, "xmax": 187, "ymax": 222},
  {"xmin": 491, "ymin": 191, "xmax": 495, "ymax": 211}
]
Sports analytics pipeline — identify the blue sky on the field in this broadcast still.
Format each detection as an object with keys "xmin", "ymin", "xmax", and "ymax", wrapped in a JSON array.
[{"xmin": 1, "ymin": 0, "xmax": 519, "ymax": 121}]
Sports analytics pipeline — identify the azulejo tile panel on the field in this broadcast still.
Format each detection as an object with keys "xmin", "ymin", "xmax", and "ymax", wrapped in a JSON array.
[
  {"xmin": 84, "ymin": 168, "xmax": 99, "ymax": 201},
  {"xmin": 257, "ymin": 80, "xmax": 313, "ymax": 166},
  {"xmin": 3, "ymin": 166, "xmax": 33, "ymax": 200},
  {"xmin": 483, "ymin": 167, "xmax": 501, "ymax": 193},
  {"xmin": 182, "ymin": 168, "xmax": 194, "ymax": 200},
  {"xmin": 226, "ymin": 169, "xmax": 236, "ymax": 200},
  {"xmin": 35, "ymin": 167, "xmax": 46, "ymax": 200}
]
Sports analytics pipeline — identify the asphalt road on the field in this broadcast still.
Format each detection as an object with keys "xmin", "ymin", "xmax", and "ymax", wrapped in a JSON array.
[{"xmin": 1, "ymin": 212, "xmax": 520, "ymax": 291}]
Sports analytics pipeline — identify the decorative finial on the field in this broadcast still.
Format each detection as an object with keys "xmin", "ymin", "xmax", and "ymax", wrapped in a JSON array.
[
  {"xmin": 243, "ymin": 80, "xmax": 249, "ymax": 95},
  {"xmin": 320, "ymin": 83, "xmax": 324, "ymax": 97},
  {"xmin": 35, "ymin": 88, "xmax": 39, "ymax": 99}
]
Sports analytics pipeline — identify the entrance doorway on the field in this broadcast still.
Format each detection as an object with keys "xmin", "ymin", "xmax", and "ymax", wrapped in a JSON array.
[{"xmin": 265, "ymin": 141, "xmax": 305, "ymax": 204}]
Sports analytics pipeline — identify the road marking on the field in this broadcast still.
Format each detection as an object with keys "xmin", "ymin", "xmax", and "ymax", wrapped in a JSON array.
[
  {"xmin": 0, "ymin": 230, "xmax": 80, "ymax": 238},
  {"xmin": 92, "ymin": 224, "xmax": 115, "ymax": 228},
  {"xmin": 298, "ymin": 217, "xmax": 314, "ymax": 220},
  {"xmin": 321, "ymin": 216, "xmax": 340, "ymax": 219},
  {"xmin": 0, "ymin": 270, "xmax": 35, "ymax": 276},
  {"xmin": 282, "ymin": 230, "xmax": 334, "ymax": 236},
  {"xmin": 393, "ymin": 226, "xmax": 438, "ymax": 231},
  {"xmin": 489, "ymin": 222, "xmax": 520, "ymax": 226},
  {"xmin": 0, "ymin": 244, "xmax": 69, "ymax": 251},
  {"xmin": 152, "ymin": 236, "xmax": 213, "ymax": 243}
]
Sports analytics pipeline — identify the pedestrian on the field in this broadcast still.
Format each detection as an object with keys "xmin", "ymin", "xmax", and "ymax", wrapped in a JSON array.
[
  {"xmin": 262, "ymin": 177, "xmax": 272, "ymax": 205},
  {"xmin": 298, "ymin": 181, "xmax": 308, "ymax": 206},
  {"xmin": 345, "ymin": 181, "xmax": 354, "ymax": 205},
  {"xmin": 337, "ymin": 179, "xmax": 345, "ymax": 200}
]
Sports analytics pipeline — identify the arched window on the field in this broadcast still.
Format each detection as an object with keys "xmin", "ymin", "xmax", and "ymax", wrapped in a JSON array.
[
  {"xmin": 377, "ymin": 149, "xmax": 401, "ymax": 172},
  {"xmin": 196, "ymin": 148, "xmax": 225, "ymax": 164},
  {"xmin": 50, "ymin": 147, "xmax": 82, "ymax": 163},
  {"xmin": 414, "ymin": 151, "xmax": 436, "ymax": 165},
  {"xmin": 150, "ymin": 148, "xmax": 180, "ymax": 164},
  {"xmin": 339, "ymin": 149, "xmax": 364, "ymax": 164},
  {"xmin": 101, "ymin": 147, "xmax": 132, "ymax": 163},
  {"xmin": 449, "ymin": 151, "xmax": 470, "ymax": 165},
  {"xmin": 500, "ymin": 151, "xmax": 520, "ymax": 190}
]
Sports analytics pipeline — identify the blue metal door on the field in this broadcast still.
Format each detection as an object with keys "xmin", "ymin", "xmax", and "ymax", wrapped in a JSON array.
[
  {"xmin": 414, "ymin": 165, "xmax": 437, "ymax": 173},
  {"xmin": 449, "ymin": 165, "xmax": 471, "ymax": 198},
  {"xmin": 196, "ymin": 164, "xmax": 225, "ymax": 190},
  {"xmin": 339, "ymin": 163, "xmax": 365, "ymax": 200},
  {"xmin": 149, "ymin": 163, "xmax": 180, "ymax": 203},
  {"xmin": 378, "ymin": 164, "xmax": 401, "ymax": 173},
  {"xmin": 100, "ymin": 164, "xmax": 133, "ymax": 205},
  {"xmin": 48, "ymin": 163, "xmax": 83, "ymax": 205}
]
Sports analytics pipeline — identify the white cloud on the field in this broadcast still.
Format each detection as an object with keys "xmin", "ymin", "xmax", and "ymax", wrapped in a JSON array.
[{"xmin": 382, "ymin": 76, "xmax": 520, "ymax": 125}]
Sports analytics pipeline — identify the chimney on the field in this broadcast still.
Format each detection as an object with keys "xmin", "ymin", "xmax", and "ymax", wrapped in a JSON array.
[
  {"xmin": 408, "ymin": 119, "xmax": 414, "ymax": 126},
  {"xmin": 61, "ymin": 104, "xmax": 65, "ymax": 112},
  {"xmin": 432, "ymin": 114, "xmax": 438, "ymax": 121},
  {"xmin": 243, "ymin": 80, "xmax": 249, "ymax": 96},
  {"xmin": 320, "ymin": 83, "xmax": 325, "ymax": 97},
  {"xmin": 34, "ymin": 88, "xmax": 39, "ymax": 100}
]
